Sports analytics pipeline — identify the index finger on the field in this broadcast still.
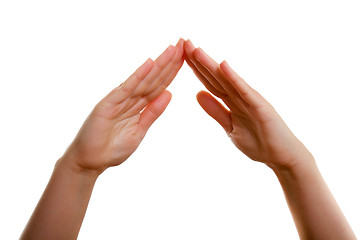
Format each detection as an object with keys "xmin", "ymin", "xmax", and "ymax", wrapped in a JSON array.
[{"xmin": 220, "ymin": 61, "xmax": 265, "ymax": 108}]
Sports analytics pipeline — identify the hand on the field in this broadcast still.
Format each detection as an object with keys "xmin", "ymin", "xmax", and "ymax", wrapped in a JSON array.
[
  {"xmin": 184, "ymin": 40, "xmax": 313, "ymax": 170},
  {"xmin": 61, "ymin": 39, "xmax": 184, "ymax": 174}
]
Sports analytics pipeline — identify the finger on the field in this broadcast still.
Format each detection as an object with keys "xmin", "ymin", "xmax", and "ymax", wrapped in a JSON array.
[
  {"xmin": 146, "ymin": 62, "xmax": 182, "ymax": 101},
  {"xmin": 139, "ymin": 90, "xmax": 172, "ymax": 131},
  {"xmin": 184, "ymin": 52, "xmax": 246, "ymax": 114},
  {"xmin": 132, "ymin": 45, "xmax": 176, "ymax": 97},
  {"xmin": 124, "ymin": 39, "xmax": 184, "ymax": 116},
  {"xmin": 125, "ymin": 63, "xmax": 183, "ymax": 120},
  {"xmin": 220, "ymin": 61, "xmax": 265, "ymax": 108},
  {"xmin": 106, "ymin": 58, "xmax": 154, "ymax": 104},
  {"xmin": 194, "ymin": 47, "xmax": 239, "ymax": 99},
  {"xmin": 197, "ymin": 91, "xmax": 232, "ymax": 134},
  {"xmin": 144, "ymin": 38, "xmax": 185, "ymax": 98},
  {"xmin": 184, "ymin": 40, "xmax": 227, "ymax": 98},
  {"xmin": 193, "ymin": 47, "xmax": 254, "ymax": 113}
]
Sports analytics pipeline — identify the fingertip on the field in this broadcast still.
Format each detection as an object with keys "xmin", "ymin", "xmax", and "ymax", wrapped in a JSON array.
[
  {"xmin": 220, "ymin": 60, "xmax": 238, "ymax": 82},
  {"xmin": 176, "ymin": 38, "xmax": 185, "ymax": 58},
  {"xmin": 184, "ymin": 40, "xmax": 195, "ymax": 54},
  {"xmin": 154, "ymin": 90, "xmax": 172, "ymax": 109},
  {"xmin": 193, "ymin": 47, "xmax": 204, "ymax": 61},
  {"xmin": 139, "ymin": 90, "xmax": 172, "ymax": 131},
  {"xmin": 157, "ymin": 91, "xmax": 172, "ymax": 114},
  {"xmin": 196, "ymin": 90, "xmax": 211, "ymax": 103},
  {"xmin": 165, "ymin": 45, "xmax": 175, "ymax": 56},
  {"xmin": 185, "ymin": 39, "xmax": 194, "ymax": 46},
  {"xmin": 168, "ymin": 44, "xmax": 175, "ymax": 52},
  {"xmin": 220, "ymin": 60, "xmax": 227, "ymax": 67},
  {"xmin": 195, "ymin": 90, "xmax": 232, "ymax": 132},
  {"xmin": 162, "ymin": 89, "xmax": 172, "ymax": 99},
  {"xmin": 196, "ymin": 90, "xmax": 202, "ymax": 101},
  {"xmin": 151, "ymin": 90, "xmax": 172, "ymax": 111},
  {"xmin": 146, "ymin": 57, "xmax": 154, "ymax": 65},
  {"xmin": 139, "ymin": 57, "xmax": 154, "ymax": 76},
  {"xmin": 177, "ymin": 38, "xmax": 185, "ymax": 46},
  {"xmin": 193, "ymin": 48, "xmax": 200, "ymax": 59},
  {"xmin": 220, "ymin": 60, "xmax": 230, "ymax": 72},
  {"xmin": 196, "ymin": 90, "xmax": 208, "ymax": 97},
  {"xmin": 186, "ymin": 40, "xmax": 197, "ymax": 51},
  {"xmin": 156, "ymin": 44, "xmax": 176, "ymax": 63}
]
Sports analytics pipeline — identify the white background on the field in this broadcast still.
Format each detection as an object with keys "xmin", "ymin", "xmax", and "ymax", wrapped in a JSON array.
[{"xmin": 1, "ymin": 0, "xmax": 359, "ymax": 239}]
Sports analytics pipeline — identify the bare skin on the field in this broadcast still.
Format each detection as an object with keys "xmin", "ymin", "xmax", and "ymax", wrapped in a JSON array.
[
  {"xmin": 21, "ymin": 38, "xmax": 356, "ymax": 240},
  {"xmin": 184, "ymin": 39, "xmax": 356, "ymax": 240},
  {"xmin": 20, "ymin": 39, "xmax": 185, "ymax": 240}
]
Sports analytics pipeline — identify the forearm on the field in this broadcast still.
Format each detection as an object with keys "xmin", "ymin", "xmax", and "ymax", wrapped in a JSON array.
[
  {"xmin": 273, "ymin": 157, "xmax": 356, "ymax": 240},
  {"xmin": 20, "ymin": 157, "xmax": 100, "ymax": 240}
]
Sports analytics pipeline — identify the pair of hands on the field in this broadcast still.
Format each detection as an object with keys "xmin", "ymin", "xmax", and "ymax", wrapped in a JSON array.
[{"xmin": 61, "ymin": 39, "xmax": 312, "ymax": 175}]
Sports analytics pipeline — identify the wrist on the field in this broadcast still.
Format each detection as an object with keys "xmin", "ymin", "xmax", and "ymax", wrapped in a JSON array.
[
  {"xmin": 56, "ymin": 155, "xmax": 102, "ymax": 182},
  {"xmin": 269, "ymin": 151, "xmax": 317, "ymax": 178},
  {"xmin": 270, "ymin": 154, "xmax": 319, "ymax": 185}
]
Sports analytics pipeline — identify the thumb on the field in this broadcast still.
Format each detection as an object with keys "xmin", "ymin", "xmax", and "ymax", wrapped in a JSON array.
[
  {"xmin": 139, "ymin": 90, "xmax": 172, "ymax": 131},
  {"xmin": 197, "ymin": 90, "xmax": 232, "ymax": 134}
]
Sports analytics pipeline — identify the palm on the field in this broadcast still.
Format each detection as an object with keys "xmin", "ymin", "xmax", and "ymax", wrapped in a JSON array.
[
  {"xmin": 229, "ymin": 112, "xmax": 262, "ymax": 161},
  {"xmin": 111, "ymin": 116, "xmax": 143, "ymax": 164},
  {"xmin": 63, "ymin": 40, "xmax": 184, "ymax": 172},
  {"xmin": 97, "ymin": 103, "xmax": 145, "ymax": 167},
  {"xmin": 230, "ymin": 108, "xmax": 305, "ymax": 167},
  {"xmin": 65, "ymin": 109, "xmax": 140, "ymax": 171}
]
